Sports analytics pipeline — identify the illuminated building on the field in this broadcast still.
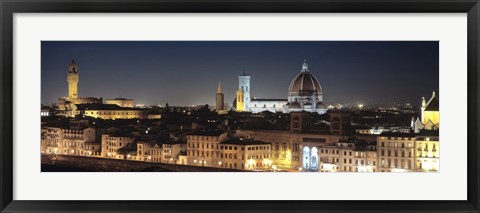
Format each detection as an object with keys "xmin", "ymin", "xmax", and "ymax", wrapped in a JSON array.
[
  {"xmin": 236, "ymin": 130, "xmax": 346, "ymax": 171},
  {"xmin": 161, "ymin": 142, "xmax": 187, "ymax": 164},
  {"xmin": 57, "ymin": 60, "xmax": 150, "ymax": 120},
  {"xmin": 421, "ymin": 91, "xmax": 439, "ymax": 128},
  {"xmin": 413, "ymin": 91, "xmax": 439, "ymax": 132},
  {"xmin": 319, "ymin": 139, "xmax": 377, "ymax": 172},
  {"xmin": 187, "ymin": 130, "xmax": 229, "ymax": 167},
  {"xmin": 101, "ymin": 133, "xmax": 136, "ymax": 159},
  {"xmin": 57, "ymin": 127, "xmax": 97, "ymax": 156},
  {"xmin": 377, "ymin": 133, "xmax": 416, "ymax": 172},
  {"xmin": 415, "ymin": 132, "xmax": 439, "ymax": 172},
  {"xmin": 286, "ymin": 60, "xmax": 327, "ymax": 114},
  {"xmin": 67, "ymin": 60, "xmax": 79, "ymax": 98},
  {"xmin": 106, "ymin": 98, "xmax": 135, "ymax": 108},
  {"xmin": 69, "ymin": 103, "xmax": 148, "ymax": 120},
  {"xmin": 58, "ymin": 60, "xmax": 103, "ymax": 111},
  {"xmin": 238, "ymin": 73, "xmax": 251, "ymax": 111},
  {"xmin": 186, "ymin": 130, "xmax": 272, "ymax": 170},
  {"xmin": 235, "ymin": 88, "xmax": 245, "ymax": 112},
  {"xmin": 249, "ymin": 98, "xmax": 288, "ymax": 113},
  {"xmin": 41, "ymin": 127, "xmax": 63, "ymax": 154},
  {"xmin": 136, "ymin": 141, "xmax": 154, "ymax": 161},
  {"xmin": 233, "ymin": 60, "xmax": 326, "ymax": 114}
]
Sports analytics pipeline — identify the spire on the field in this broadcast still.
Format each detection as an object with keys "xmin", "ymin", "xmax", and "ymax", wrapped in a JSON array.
[
  {"xmin": 432, "ymin": 90, "xmax": 436, "ymax": 98},
  {"xmin": 217, "ymin": 82, "xmax": 222, "ymax": 94},
  {"xmin": 421, "ymin": 97, "xmax": 426, "ymax": 108},
  {"xmin": 301, "ymin": 59, "xmax": 309, "ymax": 72}
]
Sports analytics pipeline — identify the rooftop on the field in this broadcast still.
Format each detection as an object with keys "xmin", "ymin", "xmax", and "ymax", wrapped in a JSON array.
[
  {"xmin": 251, "ymin": 98, "xmax": 288, "ymax": 102},
  {"xmin": 379, "ymin": 132, "xmax": 417, "ymax": 138},
  {"xmin": 187, "ymin": 130, "xmax": 226, "ymax": 136},
  {"xmin": 220, "ymin": 138, "xmax": 270, "ymax": 145},
  {"xmin": 75, "ymin": 103, "xmax": 143, "ymax": 111}
]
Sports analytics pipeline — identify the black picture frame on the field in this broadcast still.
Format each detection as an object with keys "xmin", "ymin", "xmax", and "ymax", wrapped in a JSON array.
[{"xmin": 1, "ymin": 0, "xmax": 479, "ymax": 212}]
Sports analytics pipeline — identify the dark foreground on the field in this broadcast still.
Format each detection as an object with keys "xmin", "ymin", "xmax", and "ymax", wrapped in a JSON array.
[
  {"xmin": 42, "ymin": 164, "xmax": 95, "ymax": 172},
  {"xmin": 41, "ymin": 154, "xmax": 246, "ymax": 172}
]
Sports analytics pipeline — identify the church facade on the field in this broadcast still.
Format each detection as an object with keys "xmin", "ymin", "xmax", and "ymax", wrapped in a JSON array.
[
  {"xmin": 233, "ymin": 60, "xmax": 327, "ymax": 114},
  {"xmin": 413, "ymin": 91, "xmax": 439, "ymax": 132}
]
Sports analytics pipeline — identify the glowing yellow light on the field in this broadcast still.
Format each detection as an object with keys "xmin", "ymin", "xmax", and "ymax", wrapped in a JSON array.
[
  {"xmin": 248, "ymin": 159, "xmax": 255, "ymax": 166},
  {"xmin": 358, "ymin": 104, "xmax": 364, "ymax": 109},
  {"xmin": 218, "ymin": 162, "xmax": 222, "ymax": 165}
]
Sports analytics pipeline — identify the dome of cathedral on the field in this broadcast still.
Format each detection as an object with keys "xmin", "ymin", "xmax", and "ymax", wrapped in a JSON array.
[
  {"xmin": 290, "ymin": 102, "xmax": 301, "ymax": 109},
  {"xmin": 288, "ymin": 60, "xmax": 322, "ymax": 96},
  {"xmin": 316, "ymin": 102, "xmax": 326, "ymax": 109}
]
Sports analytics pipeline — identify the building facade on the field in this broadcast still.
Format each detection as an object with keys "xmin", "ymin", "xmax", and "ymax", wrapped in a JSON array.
[
  {"xmin": 69, "ymin": 103, "xmax": 148, "ymax": 120},
  {"xmin": 106, "ymin": 98, "xmax": 135, "ymax": 108},
  {"xmin": 101, "ymin": 133, "xmax": 136, "ymax": 159}
]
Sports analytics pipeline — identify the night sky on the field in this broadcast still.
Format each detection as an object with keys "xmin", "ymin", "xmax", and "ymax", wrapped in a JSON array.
[{"xmin": 41, "ymin": 41, "xmax": 439, "ymax": 107}]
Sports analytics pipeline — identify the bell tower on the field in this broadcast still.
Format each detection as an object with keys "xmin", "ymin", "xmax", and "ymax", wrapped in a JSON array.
[
  {"xmin": 216, "ymin": 82, "xmax": 225, "ymax": 112},
  {"xmin": 67, "ymin": 60, "xmax": 79, "ymax": 99},
  {"xmin": 238, "ymin": 72, "xmax": 250, "ymax": 111}
]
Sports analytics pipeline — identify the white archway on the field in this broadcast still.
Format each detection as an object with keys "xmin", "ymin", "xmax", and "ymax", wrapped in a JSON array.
[
  {"xmin": 302, "ymin": 146, "xmax": 310, "ymax": 170},
  {"xmin": 310, "ymin": 147, "xmax": 319, "ymax": 171}
]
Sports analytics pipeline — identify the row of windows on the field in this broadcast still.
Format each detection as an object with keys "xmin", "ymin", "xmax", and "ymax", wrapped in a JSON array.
[
  {"xmin": 384, "ymin": 137, "xmax": 413, "ymax": 141},
  {"xmin": 380, "ymin": 158, "xmax": 413, "ymax": 169},
  {"xmin": 106, "ymin": 142, "xmax": 128, "ymax": 147},
  {"xmin": 85, "ymin": 111, "xmax": 141, "ymax": 115},
  {"xmin": 187, "ymin": 136, "xmax": 218, "ymax": 141},
  {"xmin": 417, "ymin": 143, "xmax": 437, "ymax": 150},
  {"xmin": 339, "ymin": 166, "xmax": 376, "ymax": 172},
  {"xmin": 380, "ymin": 142, "xmax": 414, "ymax": 148},
  {"xmin": 380, "ymin": 149, "xmax": 413, "ymax": 158},
  {"xmin": 62, "ymin": 129, "xmax": 83, "ymax": 134}
]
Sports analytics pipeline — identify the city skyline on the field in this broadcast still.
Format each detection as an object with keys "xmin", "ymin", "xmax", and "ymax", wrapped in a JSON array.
[{"xmin": 41, "ymin": 41, "xmax": 439, "ymax": 107}]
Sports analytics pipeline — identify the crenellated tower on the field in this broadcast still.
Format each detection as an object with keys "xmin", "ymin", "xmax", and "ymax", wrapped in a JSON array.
[{"xmin": 67, "ymin": 60, "xmax": 79, "ymax": 99}]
